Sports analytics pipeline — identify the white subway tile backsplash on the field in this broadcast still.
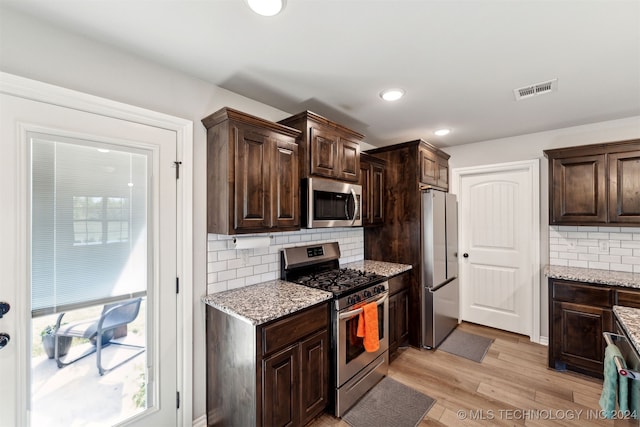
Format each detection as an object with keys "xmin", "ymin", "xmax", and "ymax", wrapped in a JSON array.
[
  {"xmin": 568, "ymin": 260, "xmax": 589, "ymax": 268},
  {"xmin": 610, "ymin": 264, "xmax": 633, "ymax": 273},
  {"xmin": 550, "ymin": 226, "xmax": 640, "ymax": 272},
  {"xmin": 578, "ymin": 253, "xmax": 599, "ymax": 262},
  {"xmin": 588, "ymin": 261, "xmax": 610, "ymax": 270},
  {"xmin": 588, "ymin": 232, "xmax": 609, "ymax": 239},
  {"xmin": 207, "ymin": 228, "xmax": 364, "ymax": 293},
  {"xmin": 611, "ymin": 247, "xmax": 633, "ymax": 256}
]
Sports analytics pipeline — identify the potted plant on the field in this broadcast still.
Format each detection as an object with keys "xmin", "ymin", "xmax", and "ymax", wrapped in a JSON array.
[{"xmin": 41, "ymin": 325, "xmax": 72, "ymax": 359}]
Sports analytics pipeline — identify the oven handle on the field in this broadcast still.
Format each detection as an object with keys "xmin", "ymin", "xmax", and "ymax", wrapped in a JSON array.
[
  {"xmin": 603, "ymin": 332, "xmax": 640, "ymax": 380},
  {"xmin": 338, "ymin": 294, "xmax": 387, "ymax": 320}
]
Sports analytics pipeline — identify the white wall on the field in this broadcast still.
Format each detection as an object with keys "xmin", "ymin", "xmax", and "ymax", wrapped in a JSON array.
[
  {"xmin": 446, "ymin": 116, "xmax": 640, "ymax": 338},
  {"xmin": 0, "ymin": 7, "xmax": 299, "ymax": 422}
]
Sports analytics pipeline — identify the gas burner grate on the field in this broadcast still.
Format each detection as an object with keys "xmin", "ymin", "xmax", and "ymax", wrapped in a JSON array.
[{"xmin": 290, "ymin": 268, "xmax": 386, "ymax": 294}]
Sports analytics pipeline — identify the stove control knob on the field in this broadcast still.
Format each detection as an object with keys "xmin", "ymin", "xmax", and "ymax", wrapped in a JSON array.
[{"xmin": 364, "ymin": 290, "xmax": 372, "ymax": 298}]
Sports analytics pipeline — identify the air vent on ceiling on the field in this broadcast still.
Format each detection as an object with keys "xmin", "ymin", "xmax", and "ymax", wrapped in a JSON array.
[{"xmin": 514, "ymin": 78, "xmax": 558, "ymax": 100}]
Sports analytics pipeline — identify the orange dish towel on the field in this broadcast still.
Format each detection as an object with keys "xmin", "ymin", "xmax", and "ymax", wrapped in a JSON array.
[{"xmin": 356, "ymin": 301, "xmax": 380, "ymax": 352}]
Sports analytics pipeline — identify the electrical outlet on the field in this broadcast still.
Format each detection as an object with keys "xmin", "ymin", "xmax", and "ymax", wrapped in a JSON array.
[{"xmin": 599, "ymin": 241, "xmax": 609, "ymax": 252}]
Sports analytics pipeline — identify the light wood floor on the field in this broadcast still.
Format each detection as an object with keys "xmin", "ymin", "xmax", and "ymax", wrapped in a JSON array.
[{"xmin": 309, "ymin": 322, "xmax": 635, "ymax": 427}]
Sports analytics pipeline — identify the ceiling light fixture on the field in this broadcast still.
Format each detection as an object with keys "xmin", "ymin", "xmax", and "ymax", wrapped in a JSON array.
[
  {"xmin": 434, "ymin": 129, "xmax": 450, "ymax": 136},
  {"xmin": 247, "ymin": 0, "xmax": 285, "ymax": 16},
  {"xmin": 380, "ymin": 88, "xmax": 405, "ymax": 102}
]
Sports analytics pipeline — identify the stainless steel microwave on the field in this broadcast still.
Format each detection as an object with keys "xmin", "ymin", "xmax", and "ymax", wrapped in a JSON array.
[{"xmin": 302, "ymin": 177, "xmax": 362, "ymax": 228}]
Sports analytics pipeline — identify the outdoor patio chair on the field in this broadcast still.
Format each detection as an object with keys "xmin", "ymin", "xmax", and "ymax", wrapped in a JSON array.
[{"xmin": 54, "ymin": 297, "xmax": 145, "ymax": 375}]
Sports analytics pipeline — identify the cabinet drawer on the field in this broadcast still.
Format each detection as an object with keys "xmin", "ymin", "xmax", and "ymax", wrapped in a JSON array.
[
  {"xmin": 388, "ymin": 273, "xmax": 409, "ymax": 295},
  {"xmin": 617, "ymin": 289, "xmax": 640, "ymax": 308},
  {"xmin": 260, "ymin": 303, "xmax": 328, "ymax": 356},
  {"xmin": 551, "ymin": 280, "xmax": 613, "ymax": 307}
]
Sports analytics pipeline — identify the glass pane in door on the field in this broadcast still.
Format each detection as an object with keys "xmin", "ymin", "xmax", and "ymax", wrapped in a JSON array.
[{"xmin": 29, "ymin": 132, "xmax": 151, "ymax": 426}]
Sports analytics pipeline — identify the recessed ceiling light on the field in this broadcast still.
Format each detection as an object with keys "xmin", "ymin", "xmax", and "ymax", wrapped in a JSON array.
[
  {"xmin": 380, "ymin": 88, "xmax": 405, "ymax": 102},
  {"xmin": 434, "ymin": 129, "xmax": 451, "ymax": 136},
  {"xmin": 247, "ymin": 0, "xmax": 285, "ymax": 16}
]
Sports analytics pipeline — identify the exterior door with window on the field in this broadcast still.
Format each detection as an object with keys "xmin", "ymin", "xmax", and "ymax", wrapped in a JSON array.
[{"xmin": 0, "ymin": 87, "xmax": 179, "ymax": 426}]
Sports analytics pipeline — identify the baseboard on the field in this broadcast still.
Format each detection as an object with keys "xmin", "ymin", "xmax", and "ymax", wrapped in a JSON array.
[
  {"xmin": 538, "ymin": 336, "xmax": 549, "ymax": 346},
  {"xmin": 192, "ymin": 414, "xmax": 207, "ymax": 427}
]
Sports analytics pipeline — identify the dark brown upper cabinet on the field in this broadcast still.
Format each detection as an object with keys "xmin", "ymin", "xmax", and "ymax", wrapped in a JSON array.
[
  {"xmin": 609, "ymin": 150, "xmax": 640, "ymax": 223},
  {"xmin": 278, "ymin": 111, "xmax": 362, "ymax": 182},
  {"xmin": 359, "ymin": 153, "xmax": 386, "ymax": 227},
  {"xmin": 544, "ymin": 139, "xmax": 640, "ymax": 226},
  {"xmin": 202, "ymin": 107, "xmax": 301, "ymax": 234}
]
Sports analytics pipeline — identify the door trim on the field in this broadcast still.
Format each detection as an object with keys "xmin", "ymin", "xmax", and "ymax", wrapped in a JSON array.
[
  {"xmin": 451, "ymin": 159, "xmax": 540, "ymax": 344},
  {"xmin": 0, "ymin": 72, "xmax": 194, "ymax": 426}
]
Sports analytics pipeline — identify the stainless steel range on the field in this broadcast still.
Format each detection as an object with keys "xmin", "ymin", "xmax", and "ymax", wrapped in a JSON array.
[{"xmin": 281, "ymin": 242, "xmax": 389, "ymax": 417}]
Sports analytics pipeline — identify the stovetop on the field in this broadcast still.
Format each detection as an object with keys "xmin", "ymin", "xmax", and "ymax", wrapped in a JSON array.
[
  {"xmin": 288, "ymin": 267, "xmax": 387, "ymax": 296},
  {"xmin": 281, "ymin": 242, "xmax": 388, "ymax": 301}
]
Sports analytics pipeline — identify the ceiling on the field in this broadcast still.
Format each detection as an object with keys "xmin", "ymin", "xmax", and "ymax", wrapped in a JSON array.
[{"xmin": 2, "ymin": 0, "xmax": 640, "ymax": 148}]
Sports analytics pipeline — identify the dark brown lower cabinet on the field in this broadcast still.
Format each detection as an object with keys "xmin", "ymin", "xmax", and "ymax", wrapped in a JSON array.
[
  {"xmin": 547, "ymin": 278, "xmax": 636, "ymax": 378},
  {"xmin": 388, "ymin": 273, "xmax": 410, "ymax": 359},
  {"xmin": 207, "ymin": 302, "xmax": 329, "ymax": 427},
  {"xmin": 550, "ymin": 300, "xmax": 612, "ymax": 377}
]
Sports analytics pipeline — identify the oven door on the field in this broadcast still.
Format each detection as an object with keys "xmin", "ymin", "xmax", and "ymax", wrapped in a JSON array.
[{"xmin": 336, "ymin": 292, "xmax": 389, "ymax": 387}]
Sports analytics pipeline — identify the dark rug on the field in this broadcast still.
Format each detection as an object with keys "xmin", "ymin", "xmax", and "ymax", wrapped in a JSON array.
[
  {"xmin": 342, "ymin": 377, "xmax": 435, "ymax": 427},
  {"xmin": 438, "ymin": 329, "xmax": 494, "ymax": 362}
]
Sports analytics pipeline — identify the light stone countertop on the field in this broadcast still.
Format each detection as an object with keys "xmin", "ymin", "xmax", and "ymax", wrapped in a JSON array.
[
  {"xmin": 201, "ymin": 280, "xmax": 332, "ymax": 325},
  {"xmin": 544, "ymin": 265, "xmax": 640, "ymax": 289},
  {"xmin": 342, "ymin": 259, "xmax": 413, "ymax": 278},
  {"xmin": 613, "ymin": 305, "xmax": 640, "ymax": 357},
  {"xmin": 202, "ymin": 260, "xmax": 412, "ymax": 326}
]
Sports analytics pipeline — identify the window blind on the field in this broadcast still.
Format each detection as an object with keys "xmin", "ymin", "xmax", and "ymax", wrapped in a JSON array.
[{"xmin": 31, "ymin": 133, "xmax": 149, "ymax": 317}]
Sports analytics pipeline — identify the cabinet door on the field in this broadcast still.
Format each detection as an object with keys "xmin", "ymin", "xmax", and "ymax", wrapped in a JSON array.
[
  {"xmin": 550, "ymin": 155, "xmax": 607, "ymax": 224},
  {"xmin": 299, "ymin": 330, "xmax": 329, "ymax": 426},
  {"xmin": 387, "ymin": 293, "xmax": 398, "ymax": 354},
  {"xmin": 551, "ymin": 300, "xmax": 612, "ymax": 376},
  {"xmin": 609, "ymin": 150, "xmax": 640, "ymax": 223},
  {"xmin": 273, "ymin": 138, "xmax": 300, "ymax": 229},
  {"xmin": 337, "ymin": 136, "xmax": 360, "ymax": 182},
  {"xmin": 419, "ymin": 147, "xmax": 438, "ymax": 186},
  {"xmin": 234, "ymin": 126, "xmax": 271, "ymax": 230},
  {"xmin": 359, "ymin": 161, "xmax": 371, "ymax": 225},
  {"xmin": 371, "ymin": 162, "xmax": 385, "ymax": 225},
  {"xmin": 397, "ymin": 289, "xmax": 409, "ymax": 346},
  {"xmin": 437, "ymin": 155, "xmax": 449, "ymax": 191},
  {"xmin": 309, "ymin": 127, "xmax": 338, "ymax": 178},
  {"xmin": 262, "ymin": 344, "xmax": 299, "ymax": 427}
]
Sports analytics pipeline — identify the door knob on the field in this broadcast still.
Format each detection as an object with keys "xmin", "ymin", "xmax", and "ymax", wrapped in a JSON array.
[
  {"xmin": 463, "ymin": 253, "xmax": 469, "ymax": 258},
  {"xmin": 0, "ymin": 302, "xmax": 10, "ymax": 318},
  {"xmin": 0, "ymin": 333, "xmax": 9, "ymax": 349}
]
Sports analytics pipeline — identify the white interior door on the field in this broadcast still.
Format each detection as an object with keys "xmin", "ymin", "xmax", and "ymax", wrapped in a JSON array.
[
  {"xmin": 0, "ymin": 92, "xmax": 178, "ymax": 426},
  {"xmin": 455, "ymin": 161, "xmax": 539, "ymax": 338}
]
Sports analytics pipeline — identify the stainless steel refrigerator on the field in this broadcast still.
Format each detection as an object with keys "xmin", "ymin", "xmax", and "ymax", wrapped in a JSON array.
[{"xmin": 421, "ymin": 189, "xmax": 459, "ymax": 349}]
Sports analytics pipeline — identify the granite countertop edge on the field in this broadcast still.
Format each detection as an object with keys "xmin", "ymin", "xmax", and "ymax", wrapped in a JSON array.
[
  {"xmin": 613, "ymin": 305, "xmax": 640, "ymax": 356},
  {"xmin": 202, "ymin": 260, "xmax": 413, "ymax": 326},
  {"xmin": 342, "ymin": 259, "xmax": 413, "ymax": 278},
  {"xmin": 202, "ymin": 280, "xmax": 332, "ymax": 326},
  {"xmin": 544, "ymin": 265, "xmax": 640, "ymax": 289}
]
